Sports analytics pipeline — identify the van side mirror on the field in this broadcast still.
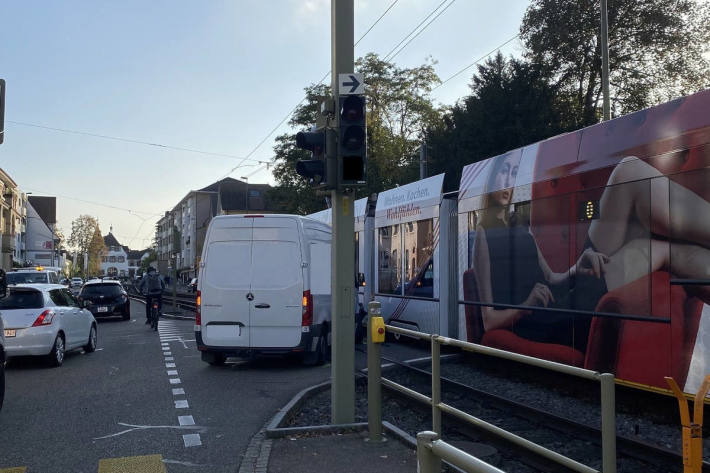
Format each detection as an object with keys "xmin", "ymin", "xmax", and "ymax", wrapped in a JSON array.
[{"xmin": 0, "ymin": 269, "xmax": 6, "ymax": 299}]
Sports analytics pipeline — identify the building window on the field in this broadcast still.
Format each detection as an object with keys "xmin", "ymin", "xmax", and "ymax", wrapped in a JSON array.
[
  {"xmin": 109, "ymin": 256, "xmax": 116, "ymax": 263},
  {"xmin": 117, "ymin": 256, "xmax": 125, "ymax": 263},
  {"xmin": 102, "ymin": 256, "xmax": 108, "ymax": 263},
  {"xmin": 107, "ymin": 267, "xmax": 118, "ymax": 277}
]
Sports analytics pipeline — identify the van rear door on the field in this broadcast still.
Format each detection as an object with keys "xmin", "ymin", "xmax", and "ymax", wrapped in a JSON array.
[
  {"xmin": 201, "ymin": 220, "xmax": 253, "ymax": 348},
  {"xmin": 249, "ymin": 217, "xmax": 303, "ymax": 348}
]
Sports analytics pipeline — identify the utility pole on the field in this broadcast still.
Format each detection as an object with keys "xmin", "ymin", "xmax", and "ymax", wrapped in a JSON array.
[
  {"xmin": 330, "ymin": 0, "xmax": 355, "ymax": 424},
  {"xmin": 419, "ymin": 139, "xmax": 427, "ymax": 180},
  {"xmin": 601, "ymin": 0, "xmax": 610, "ymax": 121}
]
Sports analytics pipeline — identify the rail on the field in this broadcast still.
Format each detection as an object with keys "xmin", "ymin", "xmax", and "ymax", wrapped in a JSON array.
[
  {"xmin": 366, "ymin": 300, "xmax": 617, "ymax": 473},
  {"xmin": 416, "ymin": 431, "xmax": 505, "ymax": 473},
  {"xmin": 127, "ymin": 287, "xmax": 196, "ymax": 312}
]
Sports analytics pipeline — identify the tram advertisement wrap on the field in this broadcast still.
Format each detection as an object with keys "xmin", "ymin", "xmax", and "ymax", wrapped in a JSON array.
[{"xmin": 458, "ymin": 90, "xmax": 710, "ymax": 394}]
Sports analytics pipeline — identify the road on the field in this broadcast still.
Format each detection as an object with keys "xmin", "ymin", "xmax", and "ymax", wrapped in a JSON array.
[{"xmin": 0, "ymin": 299, "xmax": 429, "ymax": 473}]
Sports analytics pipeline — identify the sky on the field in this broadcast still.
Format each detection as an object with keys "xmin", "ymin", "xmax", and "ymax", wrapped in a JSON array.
[{"xmin": 0, "ymin": 0, "xmax": 529, "ymax": 250}]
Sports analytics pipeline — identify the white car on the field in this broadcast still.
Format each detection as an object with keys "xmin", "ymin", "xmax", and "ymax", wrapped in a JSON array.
[
  {"xmin": 0, "ymin": 312, "xmax": 5, "ymax": 410},
  {"xmin": 70, "ymin": 277, "xmax": 83, "ymax": 288},
  {"xmin": 0, "ymin": 284, "xmax": 98, "ymax": 367},
  {"xmin": 7, "ymin": 268, "xmax": 61, "ymax": 285}
]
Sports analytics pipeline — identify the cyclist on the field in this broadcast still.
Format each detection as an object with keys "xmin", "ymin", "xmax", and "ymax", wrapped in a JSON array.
[{"xmin": 138, "ymin": 267, "xmax": 164, "ymax": 325}]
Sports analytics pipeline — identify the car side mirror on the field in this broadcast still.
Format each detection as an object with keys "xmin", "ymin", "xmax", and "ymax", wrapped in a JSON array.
[
  {"xmin": 0, "ymin": 269, "xmax": 6, "ymax": 299},
  {"xmin": 83, "ymin": 300, "xmax": 93, "ymax": 308}
]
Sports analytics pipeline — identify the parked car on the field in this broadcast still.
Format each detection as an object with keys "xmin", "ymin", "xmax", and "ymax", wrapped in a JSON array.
[
  {"xmin": 0, "ymin": 284, "xmax": 98, "ymax": 367},
  {"xmin": 197, "ymin": 214, "xmax": 332, "ymax": 366},
  {"xmin": 0, "ymin": 269, "xmax": 6, "ymax": 410},
  {"xmin": 70, "ymin": 277, "xmax": 83, "ymax": 288},
  {"xmin": 7, "ymin": 268, "xmax": 61, "ymax": 285},
  {"xmin": 189, "ymin": 278, "xmax": 198, "ymax": 293},
  {"xmin": 78, "ymin": 280, "xmax": 130, "ymax": 321}
]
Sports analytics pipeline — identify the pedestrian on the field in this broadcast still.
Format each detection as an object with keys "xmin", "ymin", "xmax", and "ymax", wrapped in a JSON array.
[{"xmin": 138, "ymin": 267, "xmax": 165, "ymax": 324}]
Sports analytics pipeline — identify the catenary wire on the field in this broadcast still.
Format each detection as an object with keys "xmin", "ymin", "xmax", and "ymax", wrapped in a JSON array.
[
  {"xmin": 220, "ymin": 0, "xmax": 401, "ymax": 180},
  {"xmin": 432, "ymin": 33, "xmax": 521, "ymax": 91},
  {"xmin": 382, "ymin": 0, "xmax": 451, "ymax": 62},
  {"xmin": 22, "ymin": 187, "xmax": 163, "ymax": 217},
  {"xmin": 6, "ymin": 120, "xmax": 271, "ymax": 165},
  {"xmin": 386, "ymin": 0, "xmax": 457, "ymax": 62}
]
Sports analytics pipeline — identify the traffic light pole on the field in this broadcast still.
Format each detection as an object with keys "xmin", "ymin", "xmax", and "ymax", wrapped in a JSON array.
[{"xmin": 330, "ymin": 0, "xmax": 355, "ymax": 424}]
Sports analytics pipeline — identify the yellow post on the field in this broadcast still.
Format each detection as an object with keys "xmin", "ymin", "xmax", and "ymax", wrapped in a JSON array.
[{"xmin": 665, "ymin": 375, "xmax": 710, "ymax": 473}]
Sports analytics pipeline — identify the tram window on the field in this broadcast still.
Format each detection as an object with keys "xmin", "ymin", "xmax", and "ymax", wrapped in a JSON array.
[
  {"xmin": 403, "ymin": 219, "xmax": 434, "ymax": 298},
  {"xmin": 378, "ymin": 225, "xmax": 402, "ymax": 295}
]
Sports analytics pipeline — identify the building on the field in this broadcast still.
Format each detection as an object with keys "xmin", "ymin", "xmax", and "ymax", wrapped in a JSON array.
[
  {"xmin": 0, "ymin": 169, "xmax": 22, "ymax": 270},
  {"xmin": 127, "ymin": 248, "xmax": 150, "ymax": 278},
  {"xmin": 154, "ymin": 177, "xmax": 281, "ymax": 282},
  {"xmin": 101, "ymin": 230, "xmax": 129, "ymax": 278}
]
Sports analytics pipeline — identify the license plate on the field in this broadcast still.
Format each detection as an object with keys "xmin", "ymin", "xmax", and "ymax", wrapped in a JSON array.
[
  {"xmin": 97, "ymin": 306, "xmax": 108, "ymax": 313},
  {"xmin": 4, "ymin": 329, "xmax": 16, "ymax": 338}
]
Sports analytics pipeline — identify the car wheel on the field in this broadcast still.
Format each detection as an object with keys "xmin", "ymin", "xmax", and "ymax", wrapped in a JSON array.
[
  {"xmin": 122, "ymin": 307, "xmax": 130, "ymax": 321},
  {"xmin": 201, "ymin": 351, "xmax": 225, "ymax": 366},
  {"xmin": 303, "ymin": 330, "xmax": 328, "ymax": 366},
  {"xmin": 84, "ymin": 325, "xmax": 97, "ymax": 353},
  {"xmin": 48, "ymin": 334, "xmax": 65, "ymax": 367}
]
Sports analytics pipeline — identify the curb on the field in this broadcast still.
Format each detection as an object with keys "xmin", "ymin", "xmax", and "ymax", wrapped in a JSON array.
[{"xmin": 237, "ymin": 378, "xmax": 420, "ymax": 473}]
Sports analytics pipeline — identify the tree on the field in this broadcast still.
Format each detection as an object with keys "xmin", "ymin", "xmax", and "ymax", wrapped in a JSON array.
[
  {"xmin": 269, "ymin": 54, "xmax": 442, "ymax": 212},
  {"xmin": 521, "ymin": 0, "xmax": 710, "ymax": 125},
  {"xmin": 69, "ymin": 215, "xmax": 99, "ymax": 256},
  {"xmin": 427, "ymin": 53, "xmax": 575, "ymax": 190},
  {"xmin": 87, "ymin": 225, "xmax": 106, "ymax": 277}
]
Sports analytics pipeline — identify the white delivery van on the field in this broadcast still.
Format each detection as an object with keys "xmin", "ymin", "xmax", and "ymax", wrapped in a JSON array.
[{"xmin": 196, "ymin": 214, "xmax": 332, "ymax": 365}]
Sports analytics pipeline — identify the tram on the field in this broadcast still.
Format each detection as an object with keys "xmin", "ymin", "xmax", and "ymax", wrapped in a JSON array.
[{"xmin": 307, "ymin": 88, "xmax": 710, "ymax": 395}]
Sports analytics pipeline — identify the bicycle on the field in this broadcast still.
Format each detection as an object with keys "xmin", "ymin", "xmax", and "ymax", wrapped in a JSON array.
[{"xmin": 150, "ymin": 299, "xmax": 160, "ymax": 331}]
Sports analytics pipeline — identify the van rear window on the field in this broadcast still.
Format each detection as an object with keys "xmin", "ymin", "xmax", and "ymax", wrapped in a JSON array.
[
  {"xmin": 205, "ymin": 241, "xmax": 252, "ymax": 288},
  {"xmin": 251, "ymin": 241, "xmax": 301, "ymax": 289}
]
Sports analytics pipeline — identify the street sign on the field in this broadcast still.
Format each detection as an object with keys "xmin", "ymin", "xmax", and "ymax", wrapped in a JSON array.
[{"xmin": 338, "ymin": 73, "xmax": 364, "ymax": 95}]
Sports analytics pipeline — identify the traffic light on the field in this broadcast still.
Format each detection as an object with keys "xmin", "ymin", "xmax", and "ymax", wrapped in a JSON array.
[
  {"xmin": 295, "ymin": 127, "xmax": 326, "ymax": 186},
  {"xmin": 338, "ymin": 94, "xmax": 366, "ymax": 187}
]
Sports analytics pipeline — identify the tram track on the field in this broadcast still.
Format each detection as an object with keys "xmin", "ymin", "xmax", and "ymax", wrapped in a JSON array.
[{"xmin": 369, "ymin": 354, "xmax": 706, "ymax": 473}]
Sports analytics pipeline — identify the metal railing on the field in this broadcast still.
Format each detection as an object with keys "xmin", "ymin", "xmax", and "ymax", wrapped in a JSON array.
[
  {"xmin": 366, "ymin": 301, "xmax": 617, "ymax": 473},
  {"xmin": 417, "ymin": 431, "xmax": 505, "ymax": 473}
]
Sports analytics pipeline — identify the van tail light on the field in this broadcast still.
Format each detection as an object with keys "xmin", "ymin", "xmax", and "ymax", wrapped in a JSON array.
[
  {"xmin": 301, "ymin": 290, "xmax": 313, "ymax": 327},
  {"xmin": 195, "ymin": 290, "xmax": 202, "ymax": 331},
  {"xmin": 32, "ymin": 310, "xmax": 55, "ymax": 327}
]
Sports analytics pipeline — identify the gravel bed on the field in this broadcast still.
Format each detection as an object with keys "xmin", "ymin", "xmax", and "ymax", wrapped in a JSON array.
[
  {"xmin": 436, "ymin": 357, "xmax": 710, "ymax": 461},
  {"xmin": 287, "ymin": 382, "xmax": 540, "ymax": 473}
]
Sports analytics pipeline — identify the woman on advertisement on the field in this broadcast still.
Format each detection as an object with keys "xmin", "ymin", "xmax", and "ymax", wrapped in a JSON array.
[{"xmin": 471, "ymin": 149, "xmax": 710, "ymax": 351}]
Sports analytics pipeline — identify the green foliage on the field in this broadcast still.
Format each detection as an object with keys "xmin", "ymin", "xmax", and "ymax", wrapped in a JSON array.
[
  {"xmin": 427, "ymin": 53, "xmax": 575, "ymax": 191},
  {"xmin": 521, "ymin": 0, "xmax": 710, "ymax": 124},
  {"xmin": 269, "ymin": 54, "xmax": 441, "ymax": 212}
]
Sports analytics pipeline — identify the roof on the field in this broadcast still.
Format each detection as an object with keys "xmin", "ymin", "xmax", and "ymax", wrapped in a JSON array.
[
  {"xmin": 27, "ymin": 196, "xmax": 57, "ymax": 225},
  {"xmin": 103, "ymin": 233, "xmax": 122, "ymax": 248},
  {"xmin": 127, "ymin": 249, "xmax": 148, "ymax": 259}
]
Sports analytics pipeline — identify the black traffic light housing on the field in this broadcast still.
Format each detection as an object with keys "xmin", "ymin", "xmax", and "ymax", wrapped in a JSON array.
[
  {"xmin": 295, "ymin": 128, "xmax": 326, "ymax": 187},
  {"xmin": 338, "ymin": 94, "xmax": 366, "ymax": 188},
  {"xmin": 0, "ymin": 79, "xmax": 5, "ymax": 145}
]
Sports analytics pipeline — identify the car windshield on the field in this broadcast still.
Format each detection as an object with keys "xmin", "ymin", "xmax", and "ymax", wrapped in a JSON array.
[
  {"xmin": 80, "ymin": 284, "xmax": 123, "ymax": 296},
  {"xmin": 7, "ymin": 272, "xmax": 48, "ymax": 284},
  {"xmin": 0, "ymin": 289, "xmax": 45, "ymax": 309}
]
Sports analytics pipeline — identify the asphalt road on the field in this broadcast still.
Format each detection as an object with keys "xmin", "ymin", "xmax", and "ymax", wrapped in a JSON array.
[{"xmin": 0, "ymin": 300, "xmax": 431, "ymax": 473}]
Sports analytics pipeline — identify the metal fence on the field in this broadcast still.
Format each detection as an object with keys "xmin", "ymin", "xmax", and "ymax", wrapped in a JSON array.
[{"xmin": 366, "ymin": 301, "xmax": 617, "ymax": 473}]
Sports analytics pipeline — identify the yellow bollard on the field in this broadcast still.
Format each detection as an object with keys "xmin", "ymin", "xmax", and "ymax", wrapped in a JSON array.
[{"xmin": 665, "ymin": 375, "xmax": 710, "ymax": 473}]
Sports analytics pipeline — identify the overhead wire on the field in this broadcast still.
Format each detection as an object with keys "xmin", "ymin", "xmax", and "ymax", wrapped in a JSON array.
[
  {"xmin": 382, "ymin": 0, "xmax": 452, "ymax": 62},
  {"xmin": 22, "ymin": 187, "xmax": 163, "ymax": 217},
  {"xmin": 432, "ymin": 33, "xmax": 521, "ymax": 91},
  {"xmin": 387, "ymin": 0, "xmax": 457, "ymax": 62},
  {"xmin": 6, "ymin": 120, "xmax": 271, "ymax": 165},
  {"xmin": 220, "ymin": 0, "xmax": 401, "ymax": 180}
]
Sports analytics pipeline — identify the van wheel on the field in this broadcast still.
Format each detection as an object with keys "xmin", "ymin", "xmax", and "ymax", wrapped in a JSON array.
[
  {"xmin": 202, "ymin": 351, "xmax": 226, "ymax": 366},
  {"xmin": 0, "ymin": 359, "xmax": 5, "ymax": 411}
]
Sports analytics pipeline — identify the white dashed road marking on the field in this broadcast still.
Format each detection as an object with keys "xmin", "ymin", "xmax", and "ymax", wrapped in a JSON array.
[
  {"xmin": 183, "ymin": 433, "xmax": 202, "ymax": 447},
  {"xmin": 172, "ymin": 388, "xmax": 185, "ymax": 395},
  {"xmin": 166, "ymin": 362, "xmax": 176, "ymax": 368},
  {"xmin": 175, "ymin": 400, "xmax": 189, "ymax": 409},
  {"xmin": 169, "ymin": 378, "xmax": 181, "ymax": 385},
  {"xmin": 178, "ymin": 415, "xmax": 195, "ymax": 426},
  {"xmin": 167, "ymin": 370, "xmax": 178, "ymax": 376}
]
